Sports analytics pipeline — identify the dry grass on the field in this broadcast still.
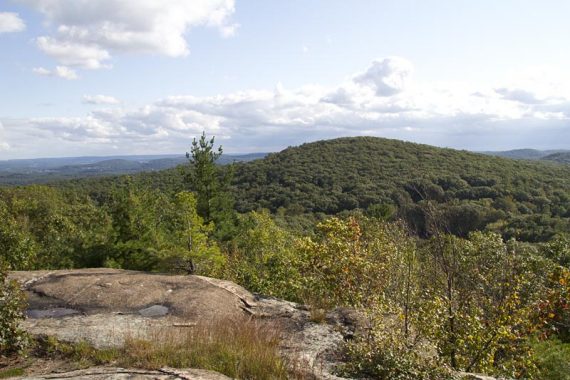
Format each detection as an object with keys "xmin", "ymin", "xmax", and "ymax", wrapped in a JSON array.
[
  {"xmin": 301, "ymin": 292, "xmax": 330, "ymax": 324},
  {"xmin": 120, "ymin": 316, "xmax": 289, "ymax": 379},
  {"xmin": 33, "ymin": 316, "xmax": 294, "ymax": 380}
]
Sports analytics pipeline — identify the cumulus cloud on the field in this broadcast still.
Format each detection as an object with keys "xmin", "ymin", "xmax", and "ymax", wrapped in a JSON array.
[
  {"xmin": 18, "ymin": 0, "xmax": 237, "ymax": 70},
  {"xmin": 2, "ymin": 57, "xmax": 570, "ymax": 157},
  {"xmin": 0, "ymin": 12, "xmax": 25, "ymax": 33},
  {"xmin": 36, "ymin": 36, "xmax": 111, "ymax": 69},
  {"xmin": 354, "ymin": 57, "xmax": 414, "ymax": 96},
  {"xmin": 33, "ymin": 65, "xmax": 78, "ymax": 80},
  {"xmin": 82, "ymin": 95, "xmax": 121, "ymax": 105}
]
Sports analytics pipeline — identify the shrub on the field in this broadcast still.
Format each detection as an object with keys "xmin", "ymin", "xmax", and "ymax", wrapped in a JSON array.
[
  {"xmin": 223, "ymin": 210, "xmax": 304, "ymax": 301},
  {"xmin": 0, "ymin": 264, "xmax": 29, "ymax": 355},
  {"xmin": 532, "ymin": 338, "xmax": 570, "ymax": 380},
  {"xmin": 296, "ymin": 217, "xmax": 397, "ymax": 308},
  {"xmin": 340, "ymin": 300, "xmax": 453, "ymax": 380}
]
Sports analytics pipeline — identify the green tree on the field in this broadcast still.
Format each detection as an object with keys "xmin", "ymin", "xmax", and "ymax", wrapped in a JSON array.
[
  {"xmin": 187, "ymin": 132, "xmax": 222, "ymax": 221},
  {"xmin": 164, "ymin": 191, "xmax": 225, "ymax": 276},
  {"xmin": 187, "ymin": 132, "xmax": 236, "ymax": 241},
  {"xmin": 105, "ymin": 180, "xmax": 164, "ymax": 270},
  {"xmin": 296, "ymin": 216, "xmax": 412, "ymax": 309}
]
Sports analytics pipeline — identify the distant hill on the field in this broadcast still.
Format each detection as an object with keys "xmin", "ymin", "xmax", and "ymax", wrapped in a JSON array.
[
  {"xmin": 222, "ymin": 137, "xmax": 570, "ymax": 241},
  {"xmin": 5, "ymin": 137, "xmax": 569, "ymax": 241},
  {"xmin": 481, "ymin": 148, "xmax": 569, "ymax": 160},
  {"xmin": 542, "ymin": 152, "xmax": 570, "ymax": 164},
  {"xmin": 0, "ymin": 153, "xmax": 267, "ymax": 185},
  {"xmin": 0, "ymin": 154, "xmax": 180, "ymax": 172}
]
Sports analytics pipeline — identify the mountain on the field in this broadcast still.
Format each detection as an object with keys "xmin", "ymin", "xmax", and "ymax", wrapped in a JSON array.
[
  {"xmin": 222, "ymin": 137, "xmax": 570, "ymax": 241},
  {"xmin": 0, "ymin": 154, "xmax": 181, "ymax": 172},
  {"xmin": 481, "ymin": 148, "xmax": 569, "ymax": 160},
  {"xmin": 0, "ymin": 153, "xmax": 268, "ymax": 185},
  {"xmin": 542, "ymin": 152, "xmax": 570, "ymax": 164}
]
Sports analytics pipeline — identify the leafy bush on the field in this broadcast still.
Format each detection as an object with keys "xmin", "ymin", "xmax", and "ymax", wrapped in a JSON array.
[
  {"xmin": 536, "ymin": 266, "xmax": 570, "ymax": 342},
  {"xmin": 0, "ymin": 265, "xmax": 29, "ymax": 355},
  {"xmin": 340, "ymin": 302, "xmax": 452, "ymax": 380},
  {"xmin": 296, "ymin": 217, "xmax": 402, "ymax": 308},
  {"xmin": 416, "ymin": 232, "xmax": 541, "ymax": 377},
  {"xmin": 532, "ymin": 338, "xmax": 570, "ymax": 380},
  {"xmin": 223, "ymin": 210, "xmax": 303, "ymax": 301}
]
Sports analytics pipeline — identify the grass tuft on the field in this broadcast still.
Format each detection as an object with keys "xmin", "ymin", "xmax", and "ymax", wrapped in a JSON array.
[
  {"xmin": 32, "ymin": 316, "xmax": 293, "ymax": 380},
  {"xmin": 120, "ymin": 316, "xmax": 289, "ymax": 379},
  {"xmin": 0, "ymin": 368, "xmax": 25, "ymax": 379}
]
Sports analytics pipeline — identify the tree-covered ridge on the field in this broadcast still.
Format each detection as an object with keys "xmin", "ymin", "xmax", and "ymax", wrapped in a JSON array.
[
  {"xmin": 481, "ymin": 149, "xmax": 569, "ymax": 160},
  {"xmin": 229, "ymin": 137, "xmax": 570, "ymax": 241},
  {"xmin": 35, "ymin": 136, "xmax": 570, "ymax": 242},
  {"xmin": 0, "ymin": 153, "xmax": 268, "ymax": 186},
  {"xmin": 543, "ymin": 152, "xmax": 570, "ymax": 164}
]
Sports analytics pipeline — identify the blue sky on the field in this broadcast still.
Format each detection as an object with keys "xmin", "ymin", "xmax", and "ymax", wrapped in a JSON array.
[{"xmin": 1, "ymin": 0, "xmax": 570, "ymax": 159}]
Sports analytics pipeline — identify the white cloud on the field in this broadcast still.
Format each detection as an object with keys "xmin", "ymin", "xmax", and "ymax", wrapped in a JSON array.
[
  {"xmin": 0, "ymin": 12, "xmax": 26, "ymax": 33},
  {"xmin": 354, "ymin": 57, "xmax": 414, "ymax": 96},
  {"xmin": 494, "ymin": 87, "xmax": 545, "ymax": 104},
  {"xmin": 82, "ymin": 95, "xmax": 121, "ymax": 105},
  {"xmin": 2, "ymin": 57, "xmax": 570, "ymax": 157},
  {"xmin": 32, "ymin": 67, "xmax": 51, "ymax": 76},
  {"xmin": 0, "ymin": 122, "xmax": 10, "ymax": 151},
  {"xmin": 33, "ymin": 65, "xmax": 79, "ymax": 80},
  {"xmin": 18, "ymin": 0, "xmax": 237, "ymax": 70},
  {"xmin": 36, "ymin": 36, "xmax": 111, "ymax": 69}
]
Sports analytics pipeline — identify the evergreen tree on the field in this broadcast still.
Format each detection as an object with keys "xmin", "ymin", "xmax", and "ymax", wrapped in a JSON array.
[{"xmin": 186, "ymin": 132, "xmax": 237, "ymax": 241}]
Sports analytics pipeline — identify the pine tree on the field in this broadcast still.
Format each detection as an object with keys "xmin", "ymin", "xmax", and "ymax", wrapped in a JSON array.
[{"xmin": 186, "ymin": 132, "xmax": 236, "ymax": 241}]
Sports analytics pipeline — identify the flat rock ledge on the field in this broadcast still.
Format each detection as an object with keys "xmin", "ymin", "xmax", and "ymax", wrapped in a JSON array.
[
  {"xmin": 17, "ymin": 367, "xmax": 231, "ymax": 380},
  {"xmin": 10, "ymin": 269, "xmax": 351, "ymax": 380}
]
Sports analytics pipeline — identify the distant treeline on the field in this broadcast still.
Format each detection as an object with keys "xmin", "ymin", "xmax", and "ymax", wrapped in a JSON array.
[{"xmin": 108, "ymin": 137, "xmax": 570, "ymax": 242}]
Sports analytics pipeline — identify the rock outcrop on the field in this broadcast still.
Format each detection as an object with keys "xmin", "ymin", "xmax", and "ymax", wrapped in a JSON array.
[
  {"xmin": 10, "ymin": 269, "xmax": 500, "ymax": 380},
  {"xmin": 11, "ymin": 269, "xmax": 352, "ymax": 380},
  {"xmin": 20, "ymin": 367, "xmax": 232, "ymax": 380}
]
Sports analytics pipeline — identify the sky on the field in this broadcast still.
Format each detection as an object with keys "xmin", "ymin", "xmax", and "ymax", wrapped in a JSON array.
[{"xmin": 1, "ymin": 0, "xmax": 570, "ymax": 159}]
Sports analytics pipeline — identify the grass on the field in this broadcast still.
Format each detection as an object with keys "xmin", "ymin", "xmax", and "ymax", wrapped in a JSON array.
[
  {"xmin": 34, "ymin": 335, "xmax": 121, "ymax": 367},
  {"xmin": 120, "ymin": 316, "xmax": 289, "ymax": 379},
  {"xmin": 0, "ymin": 368, "xmax": 25, "ymax": 379},
  {"xmin": 33, "ymin": 316, "xmax": 293, "ymax": 380}
]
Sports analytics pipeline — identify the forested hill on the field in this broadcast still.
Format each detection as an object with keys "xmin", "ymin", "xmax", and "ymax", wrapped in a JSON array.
[
  {"xmin": 18, "ymin": 136, "xmax": 570, "ymax": 242},
  {"xmin": 227, "ymin": 137, "xmax": 570, "ymax": 241},
  {"xmin": 543, "ymin": 152, "xmax": 570, "ymax": 164},
  {"xmin": 480, "ymin": 148, "xmax": 568, "ymax": 160}
]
